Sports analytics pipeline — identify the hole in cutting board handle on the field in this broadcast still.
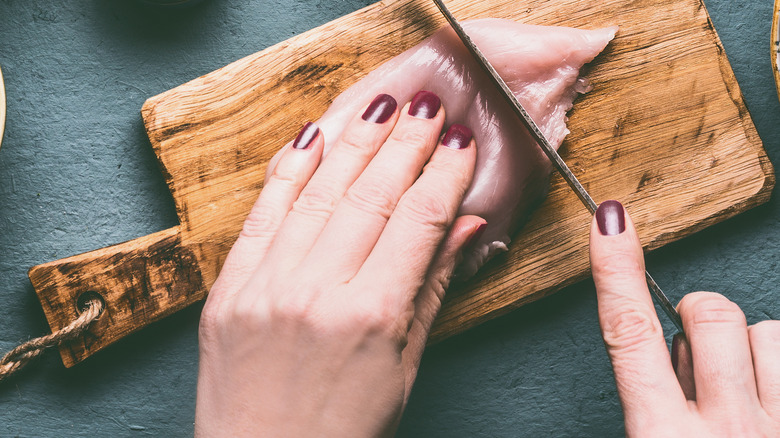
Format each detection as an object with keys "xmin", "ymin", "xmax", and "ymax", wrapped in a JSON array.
[{"xmin": 75, "ymin": 290, "xmax": 106, "ymax": 316}]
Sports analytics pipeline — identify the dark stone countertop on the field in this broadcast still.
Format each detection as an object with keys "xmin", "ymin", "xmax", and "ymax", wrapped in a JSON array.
[{"xmin": 1, "ymin": 1, "xmax": 778, "ymax": 436}]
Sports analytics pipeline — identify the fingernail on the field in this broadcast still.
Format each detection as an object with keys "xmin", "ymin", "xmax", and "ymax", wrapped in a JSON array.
[
  {"xmin": 671, "ymin": 334, "xmax": 681, "ymax": 370},
  {"xmin": 408, "ymin": 90, "xmax": 441, "ymax": 119},
  {"xmin": 361, "ymin": 94, "xmax": 397, "ymax": 123},
  {"xmin": 292, "ymin": 122, "xmax": 319, "ymax": 149},
  {"xmin": 465, "ymin": 222, "xmax": 487, "ymax": 247},
  {"xmin": 595, "ymin": 200, "xmax": 625, "ymax": 236},
  {"xmin": 442, "ymin": 124, "xmax": 472, "ymax": 149}
]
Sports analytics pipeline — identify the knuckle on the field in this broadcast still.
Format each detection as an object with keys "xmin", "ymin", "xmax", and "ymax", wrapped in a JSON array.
[
  {"xmin": 198, "ymin": 300, "xmax": 225, "ymax": 342},
  {"xmin": 680, "ymin": 292, "xmax": 746, "ymax": 327},
  {"xmin": 602, "ymin": 308, "xmax": 661, "ymax": 353},
  {"xmin": 398, "ymin": 189, "xmax": 452, "ymax": 231},
  {"xmin": 348, "ymin": 299, "xmax": 405, "ymax": 340},
  {"xmin": 337, "ymin": 129, "xmax": 376, "ymax": 161},
  {"xmin": 592, "ymin": 250, "xmax": 644, "ymax": 279},
  {"xmin": 711, "ymin": 421, "xmax": 766, "ymax": 437},
  {"xmin": 424, "ymin": 161, "xmax": 471, "ymax": 191},
  {"xmin": 389, "ymin": 127, "xmax": 434, "ymax": 150},
  {"xmin": 292, "ymin": 186, "xmax": 339, "ymax": 220},
  {"xmin": 344, "ymin": 178, "xmax": 397, "ymax": 220},
  {"xmin": 268, "ymin": 165, "xmax": 303, "ymax": 188},
  {"xmin": 749, "ymin": 320, "xmax": 780, "ymax": 343},
  {"xmin": 269, "ymin": 284, "xmax": 319, "ymax": 325},
  {"xmin": 227, "ymin": 297, "xmax": 272, "ymax": 334},
  {"xmin": 426, "ymin": 270, "xmax": 450, "ymax": 303},
  {"xmin": 354, "ymin": 303, "xmax": 395, "ymax": 331},
  {"xmin": 240, "ymin": 208, "xmax": 280, "ymax": 239}
]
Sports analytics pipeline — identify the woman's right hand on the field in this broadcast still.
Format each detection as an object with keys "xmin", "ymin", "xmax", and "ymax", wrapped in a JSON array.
[{"xmin": 590, "ymin": 200, "xmax": 780, "ymax": 437}]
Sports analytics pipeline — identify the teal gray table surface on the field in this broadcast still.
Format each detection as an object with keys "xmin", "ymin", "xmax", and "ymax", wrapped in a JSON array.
[{"xmin": 1, "ymin": 1, "xmax": 779, "ymax": 436}]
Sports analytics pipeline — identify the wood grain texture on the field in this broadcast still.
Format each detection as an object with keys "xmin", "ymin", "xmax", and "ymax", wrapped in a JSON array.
[
  {"xmin": 29, "ymin": 227, "xmax": 207, "ymax": 367},
  {"xmin": 31, "ymin": 0, "xmax": 774, "ymax": 365}
]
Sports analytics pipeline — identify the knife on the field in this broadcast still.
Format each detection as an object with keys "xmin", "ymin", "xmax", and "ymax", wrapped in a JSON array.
[
  {"xmin": 432, "ymin": 0, "xmax": 685, "ymax": 334},
  {"xmin": 0, "ymin": 65, "xmax": 5, "ymax": 149}
]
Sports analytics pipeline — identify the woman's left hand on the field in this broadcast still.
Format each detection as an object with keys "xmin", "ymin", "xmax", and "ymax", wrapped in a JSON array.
[{"xmin": 194, "ymin": 92, "xmax": 483, "ymax": 437}]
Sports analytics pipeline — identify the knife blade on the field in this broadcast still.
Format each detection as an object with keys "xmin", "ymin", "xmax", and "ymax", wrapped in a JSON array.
[
  {"xmin": 0, "ymin": 65, "xmax": 5, "ymax": 149},
  {"xmin": 432, "ymin": 0, "xmax": 685, "ymax": 334}
]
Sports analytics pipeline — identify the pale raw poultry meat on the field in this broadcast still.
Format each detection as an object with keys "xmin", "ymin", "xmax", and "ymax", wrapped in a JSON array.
[{"xmin": 270, "ymin": 18, "xmax": 618, "ymax": 276}]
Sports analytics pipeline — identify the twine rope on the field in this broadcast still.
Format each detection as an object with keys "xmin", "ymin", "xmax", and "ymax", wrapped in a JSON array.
[{"xmin": 0, "ymin": 298, "xmax": 103, "ymax": 382}]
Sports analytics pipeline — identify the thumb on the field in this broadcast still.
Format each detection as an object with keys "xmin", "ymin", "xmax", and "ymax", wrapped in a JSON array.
[{"xmin": 590, "ymin": 200, "xmax": 687, "ymax": 430}]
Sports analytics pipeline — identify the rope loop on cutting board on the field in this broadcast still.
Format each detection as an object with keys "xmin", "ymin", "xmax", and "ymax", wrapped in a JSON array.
[{"xmin": 0, "ymin": 298, "xmax": 103, "ymax": 382}]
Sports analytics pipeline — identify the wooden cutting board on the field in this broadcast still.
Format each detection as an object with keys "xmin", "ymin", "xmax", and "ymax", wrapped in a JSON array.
[{"xmin": 29, "ymin": 0, "xmax": 773, "ymax": 367}]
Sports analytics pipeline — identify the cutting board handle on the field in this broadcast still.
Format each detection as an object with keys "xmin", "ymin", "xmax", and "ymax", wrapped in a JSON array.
[{"xmin": 28, "ymin": 226, "xmax": 207, "ymax": 367}]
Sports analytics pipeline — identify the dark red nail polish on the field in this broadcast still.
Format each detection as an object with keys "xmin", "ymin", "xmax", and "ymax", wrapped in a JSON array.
[
  {"xmin": 361, "ymin": 94, "xmax": 397, "ymax": 123},
  {"xmin": 292, "ymin": 122, "xmax": 319, "ymax": 149},
  {"xmin": 442, "ymin": 124, "xmax": 472, "ymax": 149},
  {"xmin": 408, "ymin": 90, "xmax": 441, "ymax": 119},
  {"xmin": 466, "ymin": 222, "xmax": 487, "ymax": 247},
  {"xmin": 595, "ymin": 200, "xmax": 625, "ymax": 236}
]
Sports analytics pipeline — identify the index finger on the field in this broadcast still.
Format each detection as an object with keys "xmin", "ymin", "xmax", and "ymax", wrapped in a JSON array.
[{"xmin": 590, "ymin": 200, "xmax": 688, "ymax": 428}]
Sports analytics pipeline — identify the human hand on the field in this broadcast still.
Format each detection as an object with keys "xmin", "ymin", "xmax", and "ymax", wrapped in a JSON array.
[
  {"xmin": 194, "ymin": 91, "xmax": 485, "ymax": 437},
  {"xmin": 590, "ymin": 200, "xmax": 780, "ymax": 436}
]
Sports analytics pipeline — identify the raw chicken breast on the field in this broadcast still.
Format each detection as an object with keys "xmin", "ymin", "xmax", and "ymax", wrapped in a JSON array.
[{"xmin": 273, "ymin": 19, "xmax": 617, "ymax": 277}]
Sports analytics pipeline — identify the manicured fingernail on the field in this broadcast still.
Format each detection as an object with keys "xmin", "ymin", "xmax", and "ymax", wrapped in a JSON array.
[
  {"xmin": 466, "ymin": 222, "xmax": 487, "ymax": 247},
  {"xmin": 442, "ymin": 124, "xmax": 472, "ymax": 149},
  {"xmin": 595, "ymin": 200, "xmax": 625, "ymax": 236},
  {"xmin": 292, "ymin": 122, "xmax": 319, "ymax": 149},
  {"xmin": 361, "ymin": 94, "xmax": 397, "ymax": 123},
  {"xmin": 408, "ymin": 90, "xmax": 441, "ymax": 119}
]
